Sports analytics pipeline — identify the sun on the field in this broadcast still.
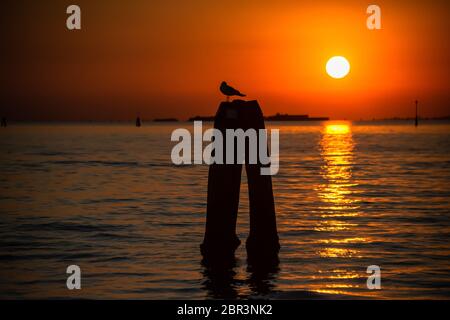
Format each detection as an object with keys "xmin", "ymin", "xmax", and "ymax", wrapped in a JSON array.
[{"xmin": 326, "ymin": 56, "xmax": 350, "ymax": 79}]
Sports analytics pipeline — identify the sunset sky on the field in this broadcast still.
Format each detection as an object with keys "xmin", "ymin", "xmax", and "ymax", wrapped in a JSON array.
[{"xmin": 2, "ymin": 0, "xmax": 449, "ymax": 120}]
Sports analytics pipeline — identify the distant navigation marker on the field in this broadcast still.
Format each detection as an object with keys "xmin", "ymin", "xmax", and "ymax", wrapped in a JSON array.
[{"xmin": 415, "ymin": 100, "xmax": 418, "ymax": 127}]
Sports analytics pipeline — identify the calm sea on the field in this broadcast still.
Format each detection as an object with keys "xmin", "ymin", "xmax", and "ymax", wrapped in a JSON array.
[{"xmin": 0, "ymin": 121, "xmax": 449, "ymax": 299}]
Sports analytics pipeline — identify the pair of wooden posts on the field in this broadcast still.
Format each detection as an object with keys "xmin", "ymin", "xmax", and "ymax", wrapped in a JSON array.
[{"xmin": 201, "ymin": 100, "xmax": 280, "ymax": 262}]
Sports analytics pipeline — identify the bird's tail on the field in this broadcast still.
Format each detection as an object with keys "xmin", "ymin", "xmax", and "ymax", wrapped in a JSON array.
[{"xmin": 238, "ymin": 93, "xmax": 246, "ymax": 97}]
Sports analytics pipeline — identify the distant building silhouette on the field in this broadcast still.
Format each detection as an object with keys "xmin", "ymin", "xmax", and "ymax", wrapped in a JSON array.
[
  {"xmin": 153, "ymin": 118, "xmax": 178, "ymax": 122},
  {"xmin": 265, "ymin": 113, "xmax": 329, "ymax": 121}
]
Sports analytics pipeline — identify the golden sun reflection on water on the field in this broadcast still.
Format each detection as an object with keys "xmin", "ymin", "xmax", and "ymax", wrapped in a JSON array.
[
  {"xmin": 325, "ymin": 124, "xmax": 351, "ymax": 135},
  {"xmin": 317, "ymin": 122, "xmax": 358, "ymax": 217},
  {"xmin": 312, "ymin": 122, "xmax": 366, "ymax": 295},
  {"xmin": 317, "ymin": 248, "xmax": 361, "ymax": 258}
]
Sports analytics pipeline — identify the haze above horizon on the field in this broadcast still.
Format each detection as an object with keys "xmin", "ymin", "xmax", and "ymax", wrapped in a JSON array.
[{"xmin": 2, "ymin": 1, "xmax": 449, "ymax": 121}]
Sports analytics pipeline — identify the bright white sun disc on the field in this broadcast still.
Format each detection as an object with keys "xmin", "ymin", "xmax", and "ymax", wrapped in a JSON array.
[{"xmin": 326, "ymin": 56, "xmax": 350, "ymax": 79}]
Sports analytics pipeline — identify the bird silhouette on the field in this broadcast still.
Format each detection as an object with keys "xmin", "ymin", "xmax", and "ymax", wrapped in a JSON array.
[{"xmin": 220, "ymin": 81, "xmax": 246, "ymax": 101}]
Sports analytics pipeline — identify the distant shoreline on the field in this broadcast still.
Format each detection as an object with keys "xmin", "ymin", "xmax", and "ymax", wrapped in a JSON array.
[{"xmin": 3, "ymin": 117, "xmax": 450, "ymax": 124}]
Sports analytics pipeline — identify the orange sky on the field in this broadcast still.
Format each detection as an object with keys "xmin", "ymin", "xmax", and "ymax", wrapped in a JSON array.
[{"xmin": 2, "ymin": 0, "xmax": 449, "ymax": 120}]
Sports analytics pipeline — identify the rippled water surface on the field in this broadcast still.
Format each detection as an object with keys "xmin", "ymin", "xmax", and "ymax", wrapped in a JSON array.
[{"xmin": 0, "ymin": 121, "xmax": 449, "ymax": 299}]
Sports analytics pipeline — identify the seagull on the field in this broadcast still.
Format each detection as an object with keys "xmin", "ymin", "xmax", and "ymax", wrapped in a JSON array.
[{"xmin": 220, "ymin": 81, "xmax": 246, "ymax": 101}]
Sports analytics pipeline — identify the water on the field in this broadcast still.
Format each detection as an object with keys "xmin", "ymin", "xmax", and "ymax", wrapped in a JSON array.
[{"xmin": 0, "ymin": 121, "xmax": 449, "ymax": 299}]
